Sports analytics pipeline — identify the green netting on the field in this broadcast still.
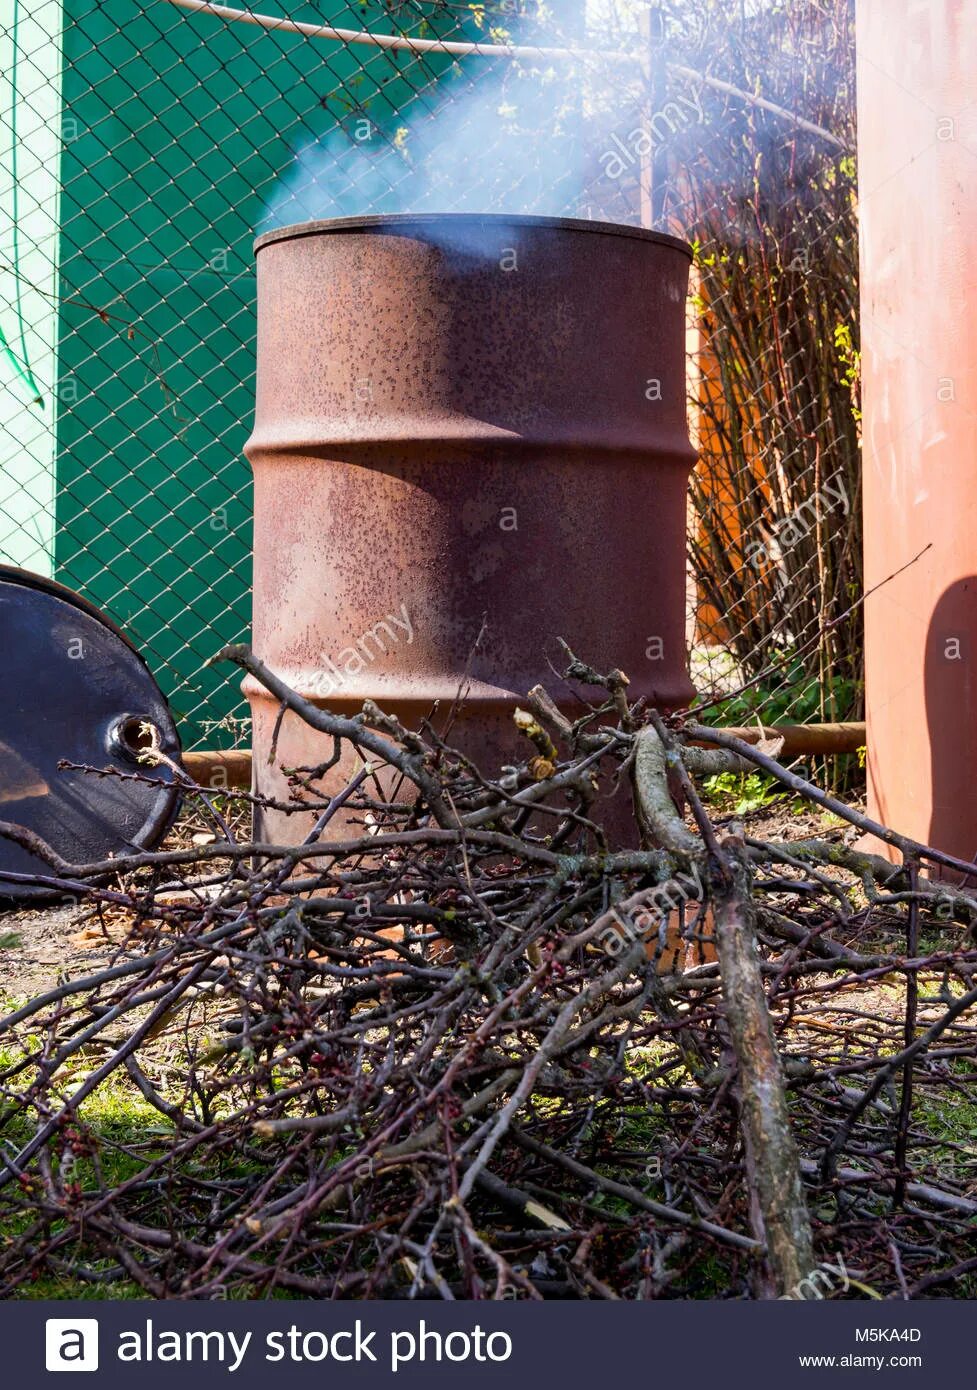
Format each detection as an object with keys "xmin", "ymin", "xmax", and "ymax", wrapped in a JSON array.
[{"xmin": 0, "ymin": 0, "xmax": 861, "ymax": 747}]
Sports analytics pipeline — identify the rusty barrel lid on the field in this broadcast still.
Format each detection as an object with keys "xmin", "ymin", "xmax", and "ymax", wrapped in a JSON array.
[
  {"xmin": 0, "ymin": 567, "xmax": 182, "ymax": 899},
  {"xmin": 254, "ymin": 212, "xmax": 694, "ymax": 257}
]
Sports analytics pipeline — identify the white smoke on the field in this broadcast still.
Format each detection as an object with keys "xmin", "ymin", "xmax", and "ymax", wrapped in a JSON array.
[{"xmin": 260, "ymin": 63, "xmax": 591, "ymax": 232}]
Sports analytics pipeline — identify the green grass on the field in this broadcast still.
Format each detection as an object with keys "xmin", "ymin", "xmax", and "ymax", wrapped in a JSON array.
[
  {"xmin": 702, "ymin": 770, "xmax": 781, "ymax": 815},
  {"xmin": 14, "ymin": 1275, "xmax": 143, "ymax": 1300},
  {"xmin": 913, "ymin": 1060, "xmax": 977, "ymax": 1180}
]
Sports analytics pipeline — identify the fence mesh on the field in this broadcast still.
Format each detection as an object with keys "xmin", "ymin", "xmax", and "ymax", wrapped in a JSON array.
[{"xmin": 0, "ymin": 0, "xmax": 861, "ymax": 752}]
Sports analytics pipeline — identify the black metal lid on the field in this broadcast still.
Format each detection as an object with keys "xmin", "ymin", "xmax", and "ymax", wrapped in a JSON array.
[{"xmin": 0, "ymin": 568, "xmax": 182, "ymax": 900}]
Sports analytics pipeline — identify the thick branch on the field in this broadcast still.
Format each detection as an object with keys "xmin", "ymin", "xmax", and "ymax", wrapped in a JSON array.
[{"xmin": 711, "ymin": 835, "xmax": 814, "ymax": 1297}]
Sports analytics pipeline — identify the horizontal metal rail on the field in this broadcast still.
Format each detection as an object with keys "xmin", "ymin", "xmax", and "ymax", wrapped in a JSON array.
[{"xmin": 182, "ymin": 723, "xmax": 866, "ymax": 789}]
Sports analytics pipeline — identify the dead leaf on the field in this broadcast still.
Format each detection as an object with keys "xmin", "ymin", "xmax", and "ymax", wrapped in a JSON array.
[{"xmin": 756, "ymin": 735, "xmax": 785, "ymax": 760}]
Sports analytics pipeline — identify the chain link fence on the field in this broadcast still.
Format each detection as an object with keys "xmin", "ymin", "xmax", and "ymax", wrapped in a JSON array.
[{"xmin": 0, "ymin": 0, "xmax": 860, "ymax": 752}]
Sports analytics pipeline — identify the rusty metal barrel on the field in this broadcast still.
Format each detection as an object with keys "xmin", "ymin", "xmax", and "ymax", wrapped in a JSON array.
[{"xmin": 245, "ymin": 213, "xmax": 696, "ymax": 843}]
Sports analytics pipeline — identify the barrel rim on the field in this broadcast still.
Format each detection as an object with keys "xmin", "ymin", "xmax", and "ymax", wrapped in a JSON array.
[
  {"xmin": 0, "ymin": 564, "xmax": 139, "ymax": 656},
  {"xmin": 254, "ymin": 212, "xmax": 692, "ymax": 259},
  {"xmin": 0, "ymin": 564, "xmax": 184, "ymax": 771}
]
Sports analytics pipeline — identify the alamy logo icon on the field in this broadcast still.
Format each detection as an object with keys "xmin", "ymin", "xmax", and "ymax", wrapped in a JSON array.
[{"xmin": 45, "ymin": 1319, "xmax": 99, "ymax": 1372}]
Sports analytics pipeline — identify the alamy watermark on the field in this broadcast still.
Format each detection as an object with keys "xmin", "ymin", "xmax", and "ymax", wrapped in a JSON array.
[
  {"xmin": 779, "ymin": 1253, "xmax": 850, "ymax": 1301},
  {"xmin": 744, "ymin": 474, "xmax": 850, "ymax": 571},
  {"xmin": 599, "ymin": 86, "xmax": 705, "ymax": 182},
  {"xmin": 598, "ymin": 862, "xmax": 706, "ymax": 959},
  {"xmin": 307, "ymin": 604, "xmax": 414, "ymax": 699}
]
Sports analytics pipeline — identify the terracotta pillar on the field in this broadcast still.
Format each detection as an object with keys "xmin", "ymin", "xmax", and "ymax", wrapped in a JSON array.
[{"xmin": 858, "ymin": 0, "xmax": 977, "ymax": 874}]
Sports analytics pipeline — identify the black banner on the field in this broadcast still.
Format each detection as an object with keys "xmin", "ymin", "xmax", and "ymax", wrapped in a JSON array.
[{"xmin": 5, "ymin": 1298, "xmax": 965, "ymax": 1387}]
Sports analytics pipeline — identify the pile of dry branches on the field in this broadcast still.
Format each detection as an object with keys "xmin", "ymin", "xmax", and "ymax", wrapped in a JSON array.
[{"xmin": 0, "ymin": 647, "xmax": 974, "ymax": 1300}]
